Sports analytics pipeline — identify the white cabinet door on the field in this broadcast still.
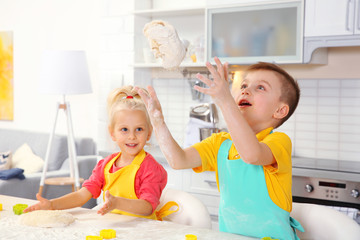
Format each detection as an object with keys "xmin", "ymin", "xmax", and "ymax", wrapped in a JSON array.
[
  {"xmin": 208, "ymin": 0, "xmax": 304, "ymax": 64},
  {"xmin": 162, "ymin": 164, "xmax": 184, "ymax": 190},
  {"xmin": 183, "ymin": 170, "xmax": 220, "ymax": 196},
  {"xmin": 305, "ymin": 0, "xmax": 357, "ymax": 37}
]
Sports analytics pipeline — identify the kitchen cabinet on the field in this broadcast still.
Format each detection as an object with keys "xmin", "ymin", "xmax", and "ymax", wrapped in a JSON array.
[
  {"xmin": 208, "ymin": 0, "xmax": 304, "ymax": 64},
  {"xmin": 133, "ymin": 0, "xmax": 309, "ymax": 67},
  {"xmin": 133, "ymin": 0, "xmax": 360, "ymax": 67},
  {"xmin": 162, "ymin": 164, "xmax": 185, "ymax": 190},
  {"xmin": 183, "ymin": 170, "xmax": 220, "ymax": 229},
  {"xmin": 302, "ymin": 0, "xmax": 360, "ymax": 62},
  {"xmin": 305, "ymin": 0, "xmax": 360, "ymax": 37}
]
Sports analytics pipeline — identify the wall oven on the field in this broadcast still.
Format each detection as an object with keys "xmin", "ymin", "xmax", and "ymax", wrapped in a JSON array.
[{"xmin": 292, "ymin": 157, "xmax": 360, "ymax": 224}]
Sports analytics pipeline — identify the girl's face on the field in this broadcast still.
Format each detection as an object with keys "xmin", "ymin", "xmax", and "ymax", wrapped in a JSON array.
[
  {"xmin": 109, "ymin": 109, "xmax": 152, "ymax": 161},
  {"xmin": 232, "ymin": 70, "xmax": 288, "ymax": 132}
]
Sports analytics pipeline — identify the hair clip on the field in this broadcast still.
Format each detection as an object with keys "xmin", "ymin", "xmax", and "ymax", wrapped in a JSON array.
[{"xmin": 121, "ymin": 95, "xmax": 134, "ymax": 99}]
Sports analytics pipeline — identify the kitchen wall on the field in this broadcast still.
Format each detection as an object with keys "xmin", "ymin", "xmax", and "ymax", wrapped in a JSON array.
[{"xmin": 279, "ymin": 78, "xmax": 360, "ymax": 161}]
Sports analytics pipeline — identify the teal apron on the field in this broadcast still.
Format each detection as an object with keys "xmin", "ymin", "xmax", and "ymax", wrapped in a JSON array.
[{"xmin": 217, "ymin": 139, "xmax": 304, "ymax": 240}]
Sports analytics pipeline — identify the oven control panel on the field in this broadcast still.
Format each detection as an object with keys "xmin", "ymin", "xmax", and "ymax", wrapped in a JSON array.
[{"xmin": 292, "ymin": 176, "xmax": 360, "ymax": 204}]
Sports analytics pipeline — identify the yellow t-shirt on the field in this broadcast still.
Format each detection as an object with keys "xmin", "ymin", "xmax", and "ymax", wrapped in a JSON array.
[{"xmin": 192, "ymin": 127, "xmax": 293, "ymax": 212}]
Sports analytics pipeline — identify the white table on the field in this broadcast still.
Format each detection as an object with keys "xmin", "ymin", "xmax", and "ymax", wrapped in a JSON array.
[{"xmin": 0, "ymin": 195, "xmax": 258, "ymax": 240}]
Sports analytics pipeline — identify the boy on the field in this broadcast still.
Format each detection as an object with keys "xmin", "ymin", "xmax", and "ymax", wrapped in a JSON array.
[{"xmin": 137, "ymin": 57, "xmax": 303, "ymax": 239}]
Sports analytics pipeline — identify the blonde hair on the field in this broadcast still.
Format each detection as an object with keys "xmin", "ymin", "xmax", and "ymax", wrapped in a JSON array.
[{"xmin": 107, "ymin": 85, "xmax": 151, "ymax": 130}]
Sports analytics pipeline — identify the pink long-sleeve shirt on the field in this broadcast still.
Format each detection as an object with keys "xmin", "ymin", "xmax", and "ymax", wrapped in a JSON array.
[{"xmin": 82, "ymin": 152, "xmax": 167, "ymax": 211}]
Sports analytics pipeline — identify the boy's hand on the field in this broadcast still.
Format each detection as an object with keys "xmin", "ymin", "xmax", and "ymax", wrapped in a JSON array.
[
  {"xmin": 136, "ymin": 86, "xmax": 165, "ymax": 128},
  {"xmin": 97, "ymin": 190, "xmax": 116, "ymax": 215},
  {"xmin": 195, "ymin": 57, "xmax": 232, "ymax": 105},
  {"xmin": 23, "ymin": 193, "xmax": 52, "ymax": 213}
]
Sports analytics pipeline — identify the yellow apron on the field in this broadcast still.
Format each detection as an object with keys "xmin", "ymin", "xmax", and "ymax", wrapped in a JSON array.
[{"xmin": 103, "ymin": 149, "xmax": 178, "ymax": 220}]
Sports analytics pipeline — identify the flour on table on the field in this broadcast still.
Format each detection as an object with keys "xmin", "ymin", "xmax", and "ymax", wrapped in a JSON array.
[
  {"xmin": 143, "ymin": 20, "xmax": 187, "ymax": 70},
  {"xmin": 19, "ymin": 210, "xmax": 75, "ymax": 228}
]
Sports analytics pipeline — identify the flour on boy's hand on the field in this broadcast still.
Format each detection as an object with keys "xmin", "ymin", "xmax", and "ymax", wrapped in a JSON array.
[
  {"xmin": 143, "ymin": 20, "xmax": 187, "ymax": 70},
  {"xmin": 19, "ymin": 210, "xmax": 75, "ymax": 228}
]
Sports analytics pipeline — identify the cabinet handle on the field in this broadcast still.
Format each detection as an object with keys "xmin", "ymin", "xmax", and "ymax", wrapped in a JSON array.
[
  {"xmin": 346, "ymin": 0, "xmax": 352, "ymax": 31},
  {"xmin": 345, "ymin": 0, "xmax": 360, "ymax": 32},
  {"xmin": 204, "ymin": 180, "xmax": 217, "ymax": 188},
  {"xmin": 358, "ymin": 0, "xmax": 360, "ymax": 30}
]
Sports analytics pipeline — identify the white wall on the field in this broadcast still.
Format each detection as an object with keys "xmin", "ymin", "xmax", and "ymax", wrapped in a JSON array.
[
  {"xmin": 96, "ymin": 0, "xmax": 136, "ymax": 152},
  {"xmin": 0, "ymin": 0, "xmax": 101, "ymax": 140}
]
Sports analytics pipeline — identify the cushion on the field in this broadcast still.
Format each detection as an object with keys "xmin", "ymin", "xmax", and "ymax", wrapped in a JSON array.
[
  {"xmin": 0, "ymin": 151, "xmax": 12, "ymax": 170},
  {"xmin": 12, "ymin": 143, "xmax": 44, "ymax": 174}
]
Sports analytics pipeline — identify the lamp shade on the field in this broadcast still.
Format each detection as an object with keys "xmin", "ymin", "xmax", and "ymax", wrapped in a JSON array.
[{"xmin": 38, "ymin": 50, "xmax": 92, "ymax": 95}]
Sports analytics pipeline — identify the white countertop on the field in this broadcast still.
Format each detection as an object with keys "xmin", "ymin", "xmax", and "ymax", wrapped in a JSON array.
[
  {"xmin": 292, "ymin": 156, "xmax": 360, "ymax": 182},
  {"xmin": 0, "ymin": 195, "xmax": 257, "ymax": 240}
]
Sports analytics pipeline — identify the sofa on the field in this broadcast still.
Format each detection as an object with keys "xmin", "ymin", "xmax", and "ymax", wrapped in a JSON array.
[{"xmin": 0, "ymin": 128, "xmax": 99, "ymax": 208}]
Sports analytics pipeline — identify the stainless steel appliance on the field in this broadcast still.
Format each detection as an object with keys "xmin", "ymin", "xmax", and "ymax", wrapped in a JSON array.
[
  {"xmin": 190, "ymin": 103, "xmax": 219, "ymax": 124},
  {"xmin": 184, "ymin": 103, "xmax": 219, "ymax": 147},
  {"xmin": 292, "ymin": 157, "xmax": 360, "ymax": 223},
  {"xmin": 200, "ymin": 127, "xmax": 221, "ymax": 141}
]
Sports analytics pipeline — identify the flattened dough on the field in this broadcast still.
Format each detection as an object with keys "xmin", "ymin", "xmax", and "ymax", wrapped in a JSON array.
[
  {"xmin": 19, "ymin": 210, "xmax": 75, "ymax": 228},
  {"xmin": 143, "ymin": 20, "xmax": 186, "ymax": 70}
]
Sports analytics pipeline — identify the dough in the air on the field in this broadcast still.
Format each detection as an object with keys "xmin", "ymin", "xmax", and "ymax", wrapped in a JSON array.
[
  {"xmin": 143, "ymin": 20, "xmax": 186, "ymax": 70},
  {"xmin": 19, "ymin": 210, "xmax": 75, "ymax": 228}
]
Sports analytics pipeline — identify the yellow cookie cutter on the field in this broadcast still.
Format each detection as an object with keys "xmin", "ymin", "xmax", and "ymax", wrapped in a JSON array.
[
  {"xmin": 185, "ymin": 234, "xmax": 197, "ymax": 240},
  {"xmin": 100, "ymin": 229, "xmax": 116, "ymax": 239}
]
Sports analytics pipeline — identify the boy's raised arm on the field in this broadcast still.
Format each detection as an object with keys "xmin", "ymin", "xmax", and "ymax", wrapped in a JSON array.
[{"xmin": 136, "ymin": 86, "xmax": 202, "ymax": 169}]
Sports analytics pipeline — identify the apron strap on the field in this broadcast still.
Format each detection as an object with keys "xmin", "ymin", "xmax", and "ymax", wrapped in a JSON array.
[
  {"xmin": 131, "ymin": 149, "xmax": 146, "ymax": 166},
  {"xmin": 290, "ymin": 216, "xmax": 305, "ymax": 240},
  {"xmin": 155, "ymin": 201, "xmax": 179, "ymax": 221}
]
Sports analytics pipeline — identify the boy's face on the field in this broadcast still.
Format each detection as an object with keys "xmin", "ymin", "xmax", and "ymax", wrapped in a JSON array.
[
  {"xmin": 232, "ymin": 70, "xmax": 289, "ymax": 131},
  {"xmin": 109, "ymin": 109, "xmax": 152, "ymax": 160}
]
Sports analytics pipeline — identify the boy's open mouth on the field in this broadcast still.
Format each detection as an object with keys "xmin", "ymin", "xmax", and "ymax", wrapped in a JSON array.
[{"xmin": 238, "ymin": 99, "xmax": 252, "ymax": 107}]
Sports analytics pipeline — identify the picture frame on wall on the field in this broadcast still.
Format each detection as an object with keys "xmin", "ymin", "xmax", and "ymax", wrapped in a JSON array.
[{"xmin": 0, "ymin": 31, "xmax": 13, "ymax": 121}]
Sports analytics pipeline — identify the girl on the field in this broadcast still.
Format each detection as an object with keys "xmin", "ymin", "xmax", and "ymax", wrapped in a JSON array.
[{"xmin": 24, "ymin": 85, "xmax": 168, "ymax": 219}]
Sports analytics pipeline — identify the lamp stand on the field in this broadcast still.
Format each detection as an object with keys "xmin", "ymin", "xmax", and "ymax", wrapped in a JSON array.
[{"xmin": 38, "ymin": 95, "xmax": 82, "ymax": 196}]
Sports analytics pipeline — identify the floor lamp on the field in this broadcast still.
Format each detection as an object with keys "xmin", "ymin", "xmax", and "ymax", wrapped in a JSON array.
[{"xmin": 38, "ymin": 50, "xmax": 92, "ymax": 196}]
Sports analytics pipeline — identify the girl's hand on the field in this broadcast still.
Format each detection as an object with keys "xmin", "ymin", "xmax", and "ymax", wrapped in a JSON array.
[
  {"xmin": 195, "ymin": 57, "xmax": 232, "ymax": 105},
  {"xmin": 23, "ymin": 193, "xmax": 52, "ymax": 213},
  {"xmin": 136, "ymin": 86, "xmax": 165, "ymax": 128},
  {"xmin": 97, "ymin": 190, "xmax": 116, "ymax": 215}
]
